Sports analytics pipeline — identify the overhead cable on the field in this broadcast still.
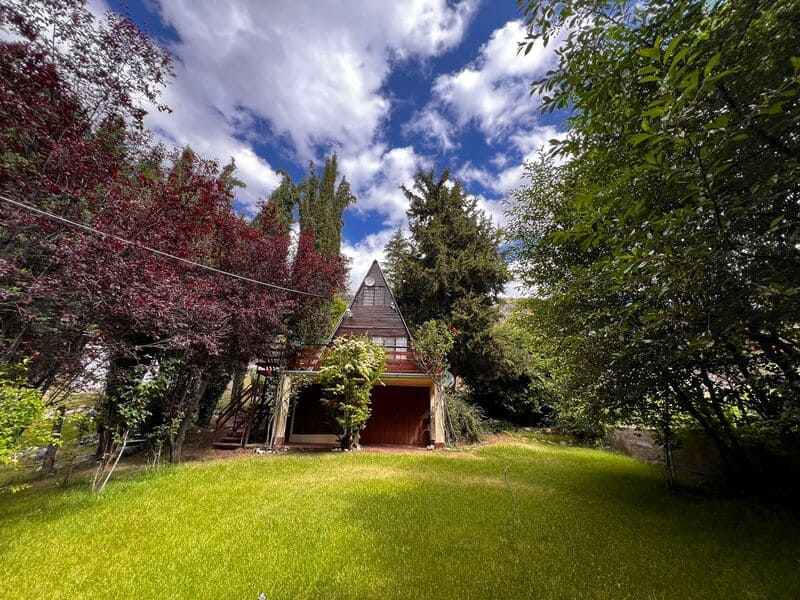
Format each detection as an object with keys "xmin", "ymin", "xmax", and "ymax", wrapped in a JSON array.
[{"xmin": 0, "ymin": 193, "xmax": 327, "ymax": 298}]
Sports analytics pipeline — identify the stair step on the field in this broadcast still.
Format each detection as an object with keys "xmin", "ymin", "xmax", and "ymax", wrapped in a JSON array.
[{"xmin": 213, "ymin": 442, "xmax": 244, "ymax": 449}]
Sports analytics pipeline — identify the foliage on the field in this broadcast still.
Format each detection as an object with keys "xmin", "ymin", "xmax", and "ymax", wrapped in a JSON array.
[
  {"xmin": 0, "ymin": 361, "xmax": 46, "ymax": 465},
  {"xmin": 318, "ymin": 337, "xmax": 386, "ymax": 449},
  {"xmin": 93, "ymin": 364, "xmax": 158, "ymax": 492},
  {"xmin": 467, "ymin": 301, "xmax": 557, "ymax": 424},
  {"xmin": 384, "ymin": 169, "xmax": 507, "ymax": 385},
  {"xmin": 297, "ymin": 154, "xmax": 355, "ymax": 257},
  {"xmin": 2, "ymin": 444, "xmax": 800, "ymax": 598},
  {"xmin": 509, "ymin": 0, "xmax": 800, "ymax": 480},
  {"xmin": 0, "ymin": 0, "xmax": 347, "ymax": 466},
  {"xmin": 327, "ymin": 295, "xmax": 349, "ymax": 333},
  {"xmin": 444, "ymin": 388, "xmax": 486, "ymax": 445},
  {"xmin": 412, "ymin": 320, "xmax": 455, "ymax": 376},
  {"xmin": 264, "ymin": 154, "xmax": 355, "ymax": 257}
]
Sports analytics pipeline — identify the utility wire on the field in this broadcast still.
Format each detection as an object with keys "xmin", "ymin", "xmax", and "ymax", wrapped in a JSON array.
[{"xmin": 0, "ymin": 193, "xmax": 327, "ymax": 298}]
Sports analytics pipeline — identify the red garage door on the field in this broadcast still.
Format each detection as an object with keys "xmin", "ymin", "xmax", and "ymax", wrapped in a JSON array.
[{"xmin": 360, "ymin": 385, "xmax": 430, "ymax": 446}]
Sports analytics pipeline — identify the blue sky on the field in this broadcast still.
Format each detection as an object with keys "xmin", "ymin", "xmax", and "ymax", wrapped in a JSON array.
[{"xmin": 105, "ymin": 0, "xmax": 566, "ymax": 292}]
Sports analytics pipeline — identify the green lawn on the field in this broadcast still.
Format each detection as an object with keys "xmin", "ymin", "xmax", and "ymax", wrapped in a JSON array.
[{"xmin": 1, "ymin": 437, "xmax": 798, "ymax": 599}]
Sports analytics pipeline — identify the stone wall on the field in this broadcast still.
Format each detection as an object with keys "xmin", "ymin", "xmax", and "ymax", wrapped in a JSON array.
[{"xmin": 611, "ymin": 427, "xmax": 725, "ymax": 483}]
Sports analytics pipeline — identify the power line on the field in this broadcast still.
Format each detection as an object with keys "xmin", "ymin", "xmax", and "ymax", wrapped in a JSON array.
[{"xmin": 0, "ymin": 193, "xmax": 328, "ymax": 298}]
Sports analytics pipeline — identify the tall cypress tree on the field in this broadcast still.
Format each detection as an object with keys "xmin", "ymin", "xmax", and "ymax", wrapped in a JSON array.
[
  {"xmin": 385, "ymin": 168, "xmax": 507, "ymax": 380},
  {"xmin": 263, "ymin": 170, "xmax": 296, "ymax": 233},
  {"xmin": 259, "ymin": 155, "xmax": 354, "ymax": 255},
  {"xmin": 297, "ymin": 154, "xmax": 355, "ymax": 255}
]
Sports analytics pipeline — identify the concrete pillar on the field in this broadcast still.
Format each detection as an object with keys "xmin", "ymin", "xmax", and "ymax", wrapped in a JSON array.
[
  {"xmin": 272, "ymin": 374, "xmax": 292, "ymax": 446},
  {"xmin": 431, "ymin": 383, "xmax": 446, "ymax": 448}
]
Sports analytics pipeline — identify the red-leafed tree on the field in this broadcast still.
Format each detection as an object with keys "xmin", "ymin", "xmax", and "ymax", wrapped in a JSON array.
[{"xmin": 0, "ymin": 0, "xmax": 349, "ymax": 468}]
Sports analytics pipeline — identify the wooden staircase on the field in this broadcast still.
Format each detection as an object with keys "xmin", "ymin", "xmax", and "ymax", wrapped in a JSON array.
[{"xmin": 212, "ymin": 373, "xmax": 275, "ymax": 449}]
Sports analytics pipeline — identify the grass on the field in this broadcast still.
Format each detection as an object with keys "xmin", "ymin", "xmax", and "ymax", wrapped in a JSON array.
[{"xmin": 1, "ymin": 436, "xmax": 799, "ymax": 599}]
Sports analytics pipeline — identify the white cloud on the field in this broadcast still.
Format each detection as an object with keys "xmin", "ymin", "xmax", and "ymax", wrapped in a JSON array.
[
  {"xmin": 455, "ymin": 124, "xmax": 567, "ymax": 196},
  {"xmin": 341, "ymin": 227, "xmax": 398, "ymax": 292},
  {"xmin": 403, "ymin": 108, "xmax": 458, "ymax": 152},
  {"xmin": 151, "ymin": 0, "xmax": 477, "ymax": 158},
  {"xmin": 141, "ymin": 0, "xmax": 476, "ymax": 215},
  {"xmin": 341, "ymin": 144, "xmax": 426, "ymax": 228},
  {"xmin": 474, "ymin": 194, "xmax": 507, "ymax": 228},
  {"xmin": 427, "ymin": 19, "xmax": 560, "ymax": 140}
]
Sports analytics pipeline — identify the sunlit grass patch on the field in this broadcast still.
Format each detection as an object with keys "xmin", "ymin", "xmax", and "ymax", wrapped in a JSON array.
[{"xmin": 0, "ymin": 438, "xmax": 798, "ymax": 599}]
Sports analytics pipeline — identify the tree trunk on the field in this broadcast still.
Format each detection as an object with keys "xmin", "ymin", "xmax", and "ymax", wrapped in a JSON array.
[
  {"xmin": 96, "ymin": 353, "xmax": 141, "ymax": 459},
  {"xmin": 229, "ymin": 361, "xmax": 248, "ymax": 405},
  {"xmin": 197, "ymin": 365, "xmax": 230, "ymax": 427},
  {"xmin": 41, "ymin": 404, "xmax": 66, "ymax": 475},
  {"xmin": 169, "ymin": 370, "xmax": 209, "ymax": 463}
]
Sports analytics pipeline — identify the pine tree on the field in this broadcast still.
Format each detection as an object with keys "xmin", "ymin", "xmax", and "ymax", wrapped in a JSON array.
[{"xmin": 386, "ymin": 168, "xmax": 507, "ymax": 380}]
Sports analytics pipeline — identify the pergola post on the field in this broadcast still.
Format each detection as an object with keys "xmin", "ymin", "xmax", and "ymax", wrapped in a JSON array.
[
  {"xmin": 431, "ymin": 383, "xmax": 446, "ymax": 448},
  {"xmin": 272, "ymin": 373, "xmax": 292, "ymax": 446}
]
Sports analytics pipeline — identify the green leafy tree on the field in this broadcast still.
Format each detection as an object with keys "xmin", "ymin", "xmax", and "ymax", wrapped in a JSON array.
[
  {"xmin": 509, "ymin": 0, "xmax": 800, "ymax": 481},
  {"xmin": 412, "ymin": 319, "xmax": 484, "ymax": 445},
  {"xmin": 412, "ymin": 320, "xmax": 455, "ymax": 377},
  {"xmin": 298, "ymin": 154, "xmax": 355, "ymax": 256},
  {"xmin": 384, "ymin": 169, "xmax": 508, "ymax": 383},
  {"xmin": 470, "ymin": 300, "xmax": 557, "ymax": 424},
  {"xmin": 318, "ymin": 337, "xmax": 386, "ymax": 449},
  {"xmin": 263, "ymin": 171, "xmax": 297, "ymax": 233},
  {"xmin": 0, "ymin": 360, "xmax": 46, "ymax": 466}
]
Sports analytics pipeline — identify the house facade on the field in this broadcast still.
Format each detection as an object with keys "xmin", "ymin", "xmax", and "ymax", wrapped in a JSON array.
[{"xmin": 272, "ymin": 260, "xmax": 446, "ymax": 448}]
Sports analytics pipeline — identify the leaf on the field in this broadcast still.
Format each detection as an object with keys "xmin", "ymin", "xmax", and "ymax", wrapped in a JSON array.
[
  {"xmin": 629, "ymin": 132, "xmax": 653, "ymax": 145},
  {"xmin": 761, "ymin": 101, "xmax": 785, "ymax": 115},
  {"xmin": 664, "ymin": 33, "xmax": 686, "ymax": 62},
  {"xmin": 638, "ymin": 46, "xmax": 661, "ymax": 62},
  {"xmin": 770, "ymin": 215, "xmax": 785, "ymax": 230},
  {"xmin": 705, "ymin": 113, "xmax": 730, "ymax": 130},
  {"xmin": 703, "ymin": 53, "xmax": 721, "ymax": 78}
]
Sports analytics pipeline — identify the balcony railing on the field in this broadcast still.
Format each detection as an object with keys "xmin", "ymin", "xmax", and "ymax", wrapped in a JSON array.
[{"xmin": 285, "ymin": 345, "xmax": 423, "ymax": 374}]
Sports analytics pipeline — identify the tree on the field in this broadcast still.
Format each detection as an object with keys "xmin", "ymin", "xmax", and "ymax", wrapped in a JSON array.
[
  {"xmin": 509, "ymin": 0, "xmax": 800, "ymax": 482},
  {"xmin": 297, "ymin": 154, "xmax": 355, "ymax": 256},
  {"xmin": 469, "ymin": 300, "xmax": 556, "ymax": 425},
  {"xmin": 0, "ymin": 361, "xmax": 46, "ymax": 466},
  {"xmin": 318, "ymin": 336, "xmax": 386, "ymax": 449},
  {"xmin": 0, "ymin": 1, "xmax": 349, "ymax": 469},
  {"xmin": 384, "ymin": 169, "xmax": 507, "ymax": 383}
]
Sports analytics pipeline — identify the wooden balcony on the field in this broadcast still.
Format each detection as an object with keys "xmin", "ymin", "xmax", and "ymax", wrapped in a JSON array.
[{"xmin": 285, "ymin": 345, "xmax": 423, "ymax": 374}]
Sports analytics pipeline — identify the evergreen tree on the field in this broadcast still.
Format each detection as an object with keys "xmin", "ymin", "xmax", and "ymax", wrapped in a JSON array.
[
  {"xmin": 263, "ymin": 170, "xmax": 296, "ymax": 233},
  {"xmin": 385, "ymin": 169, "xmax": 507, "ymax": 381},
  {"xmin": 297, "ymin": 154, "xmax": 355, "ymax": 255}
]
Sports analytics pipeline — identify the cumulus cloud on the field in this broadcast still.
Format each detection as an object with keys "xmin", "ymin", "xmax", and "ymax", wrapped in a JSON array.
[
  {"xmin": 407, "ymin": 17, "xmax": 568, "ymax": 209},
  {"xmin": 340, "ymin": 144, "xmax": 426, "ymax": 228},
  {"xmin": 415, "ymin": 19, "xmax": 560, "ymax": 143},
  {"xmin": 151, "ymin": 0, "xmax": 476, "ymax": 156},
  {"xmin": 140, "ymin": 0, "xmax": 477, "ymax": 215},
  {"xmin": 341, "ymin": 227, "xmax": 399, "ymax": 292},
  {"xmin": 403, "ymin": 108, "xmax": 458, "ymax": 152},
  {"xmin": 456, "ymin": 124, "xmax": 567, "ymax": 196}
]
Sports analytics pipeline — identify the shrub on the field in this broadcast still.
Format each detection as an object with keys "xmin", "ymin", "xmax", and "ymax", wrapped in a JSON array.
[
  {"xmin": 0, "ymin": 360, "xmax": 46, "ymax": 466},
  {"xmin": 445, "ymin": 390, "xmax": 486, "ymax": 445},
  {"xmin": 319, "ymin": 337, "xmax": 386, "ymax": 449}
]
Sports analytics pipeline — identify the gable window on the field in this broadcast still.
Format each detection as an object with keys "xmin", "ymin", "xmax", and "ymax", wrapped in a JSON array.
[{"xmin": 362, "ymin": 287, "xmax": 384, "ymax": 306}]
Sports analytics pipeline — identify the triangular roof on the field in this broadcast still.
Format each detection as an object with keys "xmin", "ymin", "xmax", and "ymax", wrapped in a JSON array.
[{"xmin": 327, "ymin": 260, "xmax": 413, "ymax": 344}]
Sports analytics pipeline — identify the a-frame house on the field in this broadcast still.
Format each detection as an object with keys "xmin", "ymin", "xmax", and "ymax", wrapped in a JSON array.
[{"xmin": 271, "ymin": 260, "xmax": 446, "ymax": 448}]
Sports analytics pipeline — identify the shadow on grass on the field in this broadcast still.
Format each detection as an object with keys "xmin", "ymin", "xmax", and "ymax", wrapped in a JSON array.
[{"xmin": 336, "ymin": 445, "xmax": 800, "ymax": 599}]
